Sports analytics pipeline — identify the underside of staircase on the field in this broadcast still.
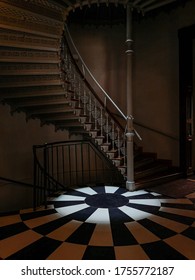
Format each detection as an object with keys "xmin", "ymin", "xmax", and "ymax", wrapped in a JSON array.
[{"xmin": 0, "ymin": 0, "xmax": 181, "ymax": 189}]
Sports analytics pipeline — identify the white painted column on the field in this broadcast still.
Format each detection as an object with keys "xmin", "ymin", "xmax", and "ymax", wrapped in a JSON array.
[{"xmin": 126, "ymin": 3, "xmax": 136, "ymax": 191}]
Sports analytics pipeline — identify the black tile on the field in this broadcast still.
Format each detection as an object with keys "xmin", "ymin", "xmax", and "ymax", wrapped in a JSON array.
[
  {"xmin": 20, "ymin": 209, "xmax": 57, "ymax": 221},
  {"xmin": 181, "ymin": 226, "xmax": 195, "ymax": 240},
  {"xmin": 66, "ymin": 222, "xmax": 96, "ymax": 245},
  {"xmin": 0, "ymin": 222, "xmax": 29, "ymax": 240},
  {"xmin": 66, "ymin": 206, "xmax": 97, "ymax": 222},
  {"xmin": 51, "ymin": 200, "xmax": 86, "ymax": 208},
  {"xmin": 126, "ymin": 193, "xmax": 155, "ymax": 199},
  {"xmin": 188, "ymin": 198, "xmax": 195, "ymax": 205},
  {"xmin": 138, "ymin": 219, "xmax": 176, "ymax": 239},
  {"xmin": 111, "ymin": 223, "xmax": 138, "ymax": 246},
  {"xmin": 33, "ymin": 216, "xmax": 71, "ymax": 235},
  {"xmin": 65, "ymin": 189, "xmax": 91, "ymax": 197},
  {"xmin": 85, "ymin": 193, "xmax": 129, "ymax": 208},
  {"xmin": 95, "ymin": 183, "xmax": 106, "ymax": 187},
  {"xmin": 109, "ymin": 208, "xmax": 134, "ymax": 223},
  {"xmin": 157, "ymin": 210, "xmax": 194, "ymax": 225},
  {"xmin": 114, "ymin": 188, "xmax": 128, "ymax": 195},
  {"xmin": 83, "ymin": 246, "xmax": 115, "ymax": 260},
  {"xmin": 91, "ymin": 186, "xmax": 106, "ymax": 193},
  {"xmin": 0, "ymin": 210, "xmax": 19, "ymax": 217},
  {"xmin": 128, "ymin": 202, "xmax": 160, "ymax": 214},
  {"xmin": 142, "ymin": 240, "xmax": 188, "ymax": 260},
  {"xmin": 6, "ymin": 237, "xmax": 61, "ymax": 260},
  {"xmin": 161, "ymin": 203, "xmax": 195, "ymax": 210}
]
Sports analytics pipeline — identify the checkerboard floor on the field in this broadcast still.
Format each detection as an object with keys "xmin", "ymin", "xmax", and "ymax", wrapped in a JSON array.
[{"xmin": 0, "ymin": 185, "xmax": 195, "ymax": 260}]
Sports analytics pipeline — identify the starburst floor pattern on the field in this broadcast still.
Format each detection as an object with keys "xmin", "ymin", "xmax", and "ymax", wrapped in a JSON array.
[{"xmin": 0, "ymin": 185, "xmax": 195, "ymax": 260}]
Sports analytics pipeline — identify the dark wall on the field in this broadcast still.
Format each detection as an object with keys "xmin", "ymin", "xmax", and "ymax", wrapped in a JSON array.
[{"xmin": 68, "ymin": 1, "xmax": 195, "ymax": 165}]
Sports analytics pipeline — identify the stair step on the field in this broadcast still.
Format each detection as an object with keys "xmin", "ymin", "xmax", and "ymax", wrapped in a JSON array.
[
  {"xmin": 118, "ymin": 166, "xmax": 126, "ymax": 175},
  {"xmin": 0, "ymin": 63, "xmax": 60, "ymax": 76},
  {"xmin": 53, "ymin": 119, "xmax": 83, "ymax": 128},
  {"xmin": 135, "ymin": 162, "xmax": 170, "ymax": 180},
  {"xmin": 100, "ymin": 143, "xmax": 110, "ymax": 152},
  {"xmin": 25, "ymin": 106, "xmax": 76, "ymax": 118},
  {"xmin": 106, "ymin": 150, "xmax": 117, "ymax": 159},
  {"xmin": 0, "ymin": 29, "xmax": 59, "ymax": 51},
  {"xmin": 94, "ymin": 136, "xmax": 104, "ymax": 145},
  {"xmin": 0, "ymin": 86, "xmax": 66, "ymax": 100},
  {"xmin": 84, "ymin": 123, "xmax": 92, "ymax": 131},
  {"xmin": 0, "ymin": 75, "xmax": 62, "ymax": 88},
  {"xmin": 38, "ymin": 110, "xmax": 79, "ymax": 121},
  {"xmin": 67, "ymin": 126, "xmax": 90, "ymax": 135},
  {"xmin": 136, "ymin": 168, "xmax": 182, "ymax": 189},
  {"xmin": 55, "ymin": 123, "xmax": 84, "ymax": 130},
  {"xmin": 12, "ymin": 99, "xmax": 73, "ymax": 108},
  {"xmin": 135, "ymin": 157, "xmax": 155, "ymax": 168},
  {"xmin": 0, "ymin": 49, "xmax": 59, "ymax": 63},
  {"xmin": 112, "ymin": 157, "xmax": 124, "ymax": 167},
  {"xmin": 89, "ymin": 130, "xmax": 99, "ymax": 138}
]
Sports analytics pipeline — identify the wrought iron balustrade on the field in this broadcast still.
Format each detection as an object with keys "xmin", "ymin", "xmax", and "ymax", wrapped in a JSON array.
[{"xmin": 33, "ymin": 140, "xmax": 124, "ymax": 210}]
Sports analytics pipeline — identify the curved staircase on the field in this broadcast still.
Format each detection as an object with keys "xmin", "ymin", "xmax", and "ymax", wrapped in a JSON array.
[{"xmin": 0, "ymin": 0, "xmax": 180, "ymax": 190}]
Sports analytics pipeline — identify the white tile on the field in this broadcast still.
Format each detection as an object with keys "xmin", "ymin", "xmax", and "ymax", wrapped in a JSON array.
[
  {"xmin": 149, "ymin": 192, "xmax": 162, "ymax": 196},
  {"xmin": 130, "ymin": 199, "xmax": 161, "ymax": 207},
  {"xmin": 75, "ymin": 187, "xmax": 97, "ymax": 195},
  {"xmin": 105, "ymin": 186, "xmax": 119, "ymax": 193},
  {"xmin": 122, "ymin": 190, "xmax": 148, "ymax": 197},
  {"xmin": 56, "ymin": 203, "xmax": 89, "ymax": 216},
  {"xmin": 119, "ymin": 205, "xmax": 152, "ymax": 220},
  {"xmin": 85, "ymin": 208, "xmax": 110, "ymax": 224}
]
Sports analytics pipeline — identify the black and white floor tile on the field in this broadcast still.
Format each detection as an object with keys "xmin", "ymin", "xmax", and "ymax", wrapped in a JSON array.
[{"xmin": 0, "ymin": 185, "xmax": 195, "ymax": 260}]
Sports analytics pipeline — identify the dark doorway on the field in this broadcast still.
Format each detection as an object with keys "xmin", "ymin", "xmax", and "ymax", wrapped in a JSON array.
[{"xmin": 179, "ymin": 24, "xmax": 195, "ymax": 176}]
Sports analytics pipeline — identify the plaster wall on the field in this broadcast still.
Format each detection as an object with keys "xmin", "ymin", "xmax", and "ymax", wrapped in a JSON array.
[{"xmin": 0, "ymin": 104, "xmax": 81, "ymax": 211}]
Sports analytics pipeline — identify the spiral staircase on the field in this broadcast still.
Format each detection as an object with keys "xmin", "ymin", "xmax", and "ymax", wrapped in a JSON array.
[{"xmin": 0, "ymin": 0, "xmax": 182, "ymax": 190}]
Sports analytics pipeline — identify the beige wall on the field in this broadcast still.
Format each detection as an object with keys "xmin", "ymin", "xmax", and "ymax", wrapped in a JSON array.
[
  {"xmin": 0, "ymin": 105, "xmax": 67, "ymax": 182},
  {"xmin": 69, "ymin": 24, "xmax": 127, "ymax": 114},
  {"xmin": 133, "ymin": 1, "xmax": 195, "ymax": 165},
  {"xmin": 0, "ymin": 104, "xmax": 81, "ymax": 212},
  {"xmin": 68, "ymin": 1, "xmax": 195, "ymax": 166},
  {"xmin": 0, "ymin": 104, "xmax": 79, "ymax": 184}
]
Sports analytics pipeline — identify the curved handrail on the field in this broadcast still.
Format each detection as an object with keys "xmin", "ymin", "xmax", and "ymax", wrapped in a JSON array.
[
  {"xmin": 112, "ymin": 111, "xmax": 178, "ymax": 141},
  {"xmin": 134, "ymin": 122, "xmax": 179, "ymax": 141},
  {"xmin": 64, "ymin": 24, "xmax": 127, "ymax": 121}
]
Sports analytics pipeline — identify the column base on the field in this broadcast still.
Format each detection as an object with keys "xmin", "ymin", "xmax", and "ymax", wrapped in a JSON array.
[{"xmin": 126, "ymin": 180, "xmax": 136, "ymax": 191}]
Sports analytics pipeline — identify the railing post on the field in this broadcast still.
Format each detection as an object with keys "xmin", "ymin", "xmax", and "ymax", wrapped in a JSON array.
[
  {"xmin": 33, "ymin": 146, "xmax": 37, "ymax": 211},
  {"xmin": 43, "ymin": 145, "xmax": 48, "ymax": 209},
  {"xmin": 126, "ymin": 3, "xmax": 136, "ymax": 191}
]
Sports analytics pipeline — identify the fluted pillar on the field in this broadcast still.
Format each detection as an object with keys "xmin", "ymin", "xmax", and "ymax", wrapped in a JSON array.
[{"xmin": 126, "ymin": 3, "xmax": 136, "ymax": 191}]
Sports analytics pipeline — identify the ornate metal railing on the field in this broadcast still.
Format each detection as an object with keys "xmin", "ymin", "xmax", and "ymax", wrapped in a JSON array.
[
  {"xmin": 33, "ymin": 140, "xmax": 124, "ymax": 210},
  {"xmin": 61, "ymin": 26, "xmax": 129, "ymax": 176}
]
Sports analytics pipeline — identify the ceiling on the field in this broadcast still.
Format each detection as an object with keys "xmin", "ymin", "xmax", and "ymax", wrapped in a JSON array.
[{"xmin": 50, "ymin": 0, "xmax": 191, "ymax": 24}]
